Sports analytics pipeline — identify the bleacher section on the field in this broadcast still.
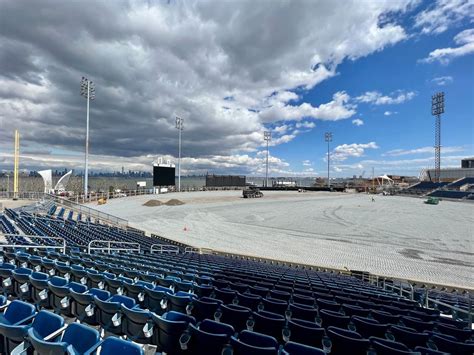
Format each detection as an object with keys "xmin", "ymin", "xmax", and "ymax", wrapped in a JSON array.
[
  {"xmin": 0, "ymin": 248, "xmax": 472, "ymax": 354},
  {"xmin": 0, "ymin": 208, "xmax": 168, "ymax": 251},
  {"xmin": 0, "ymin": 204, "xmax": 472, "ymax": 354},
  {"xmin": 428, "ymin": 190, "xmax": 471, "ymax": 199},
  {"xmin": 445, "ymin": 177, "xmax": 474, "ymax": 189},
  {"xmin": 401, "ymin": 182, "xmax": 448, "ymax": 196}
]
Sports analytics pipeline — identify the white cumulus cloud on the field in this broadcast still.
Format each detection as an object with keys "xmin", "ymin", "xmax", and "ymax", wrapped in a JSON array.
[{"xmin": 421, "ymin": 29, "xmax": 474, "ymax": 64}]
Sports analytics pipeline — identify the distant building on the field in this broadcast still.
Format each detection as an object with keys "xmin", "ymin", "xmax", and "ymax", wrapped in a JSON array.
[{"xmin": 423, "ymin": 157, "xmax": 474, "ymax": 182}]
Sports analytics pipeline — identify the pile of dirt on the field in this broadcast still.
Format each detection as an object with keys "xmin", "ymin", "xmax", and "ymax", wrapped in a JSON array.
[
  {"xmin": 143, "ymin": 200, "xmax": 164, "ymax": 207},
  {"xmin": 165, "ymin": 199, "xmax": 185, "ymax": 206}
]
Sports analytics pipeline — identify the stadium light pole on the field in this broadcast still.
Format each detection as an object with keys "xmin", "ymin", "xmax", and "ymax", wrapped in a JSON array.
[
  {"xmin": 264, "ymin": 131, "xmax": 271, "ymax": 187},
  {"xmin": 431, "ymin": 92, "xmax": 445, "ymax": 183},
  {"xmin": 175, "ymin": 116, "xmax": 184, "ymax": 192},
  {"xmin": 325, "ymin": 132, "xmax": 333, "ymax": 188},
  {"xmin": 80, "ymin": 77, "xmax": 95, "ymax": 197}
]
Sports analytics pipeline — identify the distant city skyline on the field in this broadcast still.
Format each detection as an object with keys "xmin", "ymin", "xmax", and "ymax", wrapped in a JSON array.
[{"xmin": 0, "ymin": 1, "xmax": 472, "ymax": 177}]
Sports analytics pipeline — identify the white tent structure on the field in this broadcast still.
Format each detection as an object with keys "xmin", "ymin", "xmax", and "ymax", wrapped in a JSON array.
[
  {"xmin": 54, "ymin": 170, "xmax": 72, "ymax": 193},
  {"xmin": 376, "ymin": 174, "xmax": 394, "ymax": 187},
  {"xmin": 38, "ymin": 169, "xmax": 53, "ymax": 193}
]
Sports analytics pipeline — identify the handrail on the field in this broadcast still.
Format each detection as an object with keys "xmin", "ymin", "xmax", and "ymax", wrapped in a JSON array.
[
  {"xmin": 0, "ymin": 234, "xmax": 66, "ymax": 254},
  {"xmin": 87, "ymin": 240, "xmax": 140, "ymax": 254},
  {"xmin": 425, "ymin": 290, "xmax": 473, "ymax": 328},
  {"xmin": 44, "ymin": 193, "xmax": 128, "ymax": 229},
  {"xmin": 150, "ymin": 244, "xmax": 179, "ymax": 254},
  {"xmin": 184, "ymin": 247, "xmax": 213, "ymax": 254}
]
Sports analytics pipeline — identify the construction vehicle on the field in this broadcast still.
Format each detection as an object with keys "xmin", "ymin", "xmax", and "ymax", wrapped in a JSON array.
[
  {"xmin": 424, "ymin": 197, "xmax": 439, "ymax": 205},
  {"xmin": 97, "ymin": 198, "xmax": 107, "ymax": 205},
  {"xmin": 243, "ymin": 187, "xmax": 263, "ymax": 198}
]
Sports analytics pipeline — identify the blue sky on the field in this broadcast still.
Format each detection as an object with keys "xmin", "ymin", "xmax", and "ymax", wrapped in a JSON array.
[
  {"xmin": 268, "ymin": 9, "xmax": 474, "ymax": 177},
  {"xmin": 0, "ymin": 0, "xmax": 473, "ymax": 177}
]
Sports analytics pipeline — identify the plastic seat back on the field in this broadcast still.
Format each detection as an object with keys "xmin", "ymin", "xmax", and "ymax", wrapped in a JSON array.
[
  {"xmin": 99, "ymin": 337, "xmax": 144, "ymax": 355},
  {"xmin": 327, "ymin": 326, "xmax": 369, "ymax": 355}
]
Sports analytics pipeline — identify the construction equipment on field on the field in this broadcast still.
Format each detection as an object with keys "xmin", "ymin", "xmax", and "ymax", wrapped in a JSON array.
[{"xmin": 243, "ymin": 187, "xmax": 263, "ymax": 198}]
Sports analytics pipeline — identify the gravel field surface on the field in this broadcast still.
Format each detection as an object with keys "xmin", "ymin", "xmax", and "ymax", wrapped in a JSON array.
[{"xmin": 94, "ymin": 191, "xmax": 474, "ymax": 288}]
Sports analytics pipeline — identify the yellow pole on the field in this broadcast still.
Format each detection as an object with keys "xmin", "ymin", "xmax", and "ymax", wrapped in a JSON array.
[{"xmin": 13, "ymin": 130, "xmax": 19, "ymax": 199}]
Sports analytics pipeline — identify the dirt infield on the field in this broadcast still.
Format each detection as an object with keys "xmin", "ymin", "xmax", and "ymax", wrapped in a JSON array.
[{"xmin": 96, "ymin": 190, "xmax": 474, "ymax": 288}]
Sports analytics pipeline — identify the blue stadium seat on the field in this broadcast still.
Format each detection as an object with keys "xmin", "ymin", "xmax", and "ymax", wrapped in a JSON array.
[
  {"xmin": 288, "ymin": 303, "xmax": 318, "ymax": 322},
  {"xmin": 144, "ymin": 285, "xmax": 172, "ymax": 315},
  {"xmin": 151, "ymin": 311, "xmax": 196, "ymax": 354},
  {"xmin": 95, "ymin": 294, "xmax": 136, "ymax": 335},
  {"xmin": 431, "ymin": 333, "xmax": 474, "ymax": 355},
  {"xmin": 0, "ymin": 310, "xmax": 64, "ymax": 354},
  {"xmin": 251, "ymin": 310, "xmax": 286, "ymax": 341},
  {"xmin": 28, "ymin": 322, "xmax": 100, "ymax": 355},
  {"xmin": 213, "ymin": 287, "xmax": 237, "ymax": 304},
  {"xmin": 0, "ymin": 301, "xmax": 36, "ymax": 353},
  {"xmin": 287, "ymin": 318, "xmax": 327, "ymax": 348},
  {"xmin": 0, "ymin": 263, "xmax": 15, "ymax": 295},
  {"xmin": 351, "ymin": 315, "xmax": 389, "ymax": 338},
  {"xmin": 281, "ymin": 341, "xmax": 326, "ymax": 355},
  {"xmin": 369, "ymin": 336, "xmax": 415, "ymax": 354},
  {"xmin": 70, "ymin": 287, "xmax": 110, "ymax": 325},
  {"xmin": 230, "ymin": 330, "xmax": 279, "ymax": 354},
  {"xmin": 261, "ymin": 297, "xmax": 288, "ymax": 315},
  {"xmin": 316, "ymin": 298, "xmax": 341, "ymax": 312},
  {"xmin": 190, "ymin": 296, "xmax": 222, "ymax": 321},
  {"xmin": 390, "ymin": 325, "xmax": 430, "ymax": 349},
  {"xmin": 319, "ymin": 309, "xmax": 350, "ymax": 329},
  {"xmin": 436, "ymin": 322, "xmax": 473, "ymax": 342},
  {"xmin": 413, "ymin": 346, "xmax": 450, "ymax": 354},
  {"xmin": 401, "ymin": 316, "xmax": 435, "ymax": 332},
  {"xmin": 236, "ymin": 292, "xmax": 262, "ymax": 311},
  {"xmin": 167, "ymin": 291, "xmax": 196, "ymax": 314},
  {"xmin": 12, "ymin": 267, "xmax": 33, "ymax": 300},
  {"xmin": 94, "ymin": 337, "xmax": 144, "ymax": 355},
  {"xmin": 371, "ymin": 309, "xmax": 401, "ymax": 324},
  {"xmin": 327, "ymin": 326, "xmax": 369, "ymax": 355},
  {"xmin": 29, "ymin": 271, "xmax": 50, "ymax": 308},
  {"xmin": 181, "ymin": 318, "xmax": 235, "ymax": 354},
  {"xmin": 120, "ymin": 304, "xmax": 152, "ymax": 343},
  {"xmin": 217, "ymin": 304, "xmax": 252, "ymax": 332}
]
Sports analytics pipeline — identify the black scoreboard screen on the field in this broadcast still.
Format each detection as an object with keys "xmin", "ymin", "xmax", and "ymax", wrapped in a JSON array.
[{"xmin": 153, "ymin": 166, "xmax": 176, "ymax": 186}]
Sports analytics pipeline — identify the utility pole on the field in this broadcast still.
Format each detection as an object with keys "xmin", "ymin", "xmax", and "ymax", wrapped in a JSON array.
[
  {"xmin": 264, "ymin": 131, "xmax": 271, "ymax": 187},
  {"xmin": 325, "ymin": 132, "xmax": 333, "ymax": 189},
  {"xmin": 80, "ymin": 77, "xmax": 96, "ymax": 197},
  {"xmin": 175, "ymin": 116, "xmax": 184, "ymax": 192},
  {"xmin": 431, "ymin": 92, "xmax": 445, "ymax": 183}
]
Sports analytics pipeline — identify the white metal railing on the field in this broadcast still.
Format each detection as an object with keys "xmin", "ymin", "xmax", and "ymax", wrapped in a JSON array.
[
  {"xmin": 0, "ymin": 234, "xmax": 66, "ymax": 254},
  {"xmin": 150, "ymin": 244, "xmax": 179, "ymax": 254},
  {"xmin": 364, "ymin": 275, "xmax": 473, "ymax": 328},
  {"xmin": 424, "ymin": 290, "xmax": 473, "ymax": 328},
  {"xmin": 184, "ymin": 247, "xmax": 213, "ymax": 254},
  {"xmin": 87, "ymin": 240, "xmax": 140, "ymax": 254},
  {"xmin": 44, "ymin": 193, "xmax": 128, "ymax": 228}
]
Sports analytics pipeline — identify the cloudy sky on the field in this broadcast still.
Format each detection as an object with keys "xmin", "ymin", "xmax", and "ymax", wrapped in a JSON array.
[{"xmin": 0, "ymin": 0, "xmax": 473, "ymax": 177}]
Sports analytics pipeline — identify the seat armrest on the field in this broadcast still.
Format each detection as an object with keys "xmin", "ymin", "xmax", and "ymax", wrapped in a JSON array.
[
  {"xmin": 44, "ymin": 325, "xmax": 68, "ymax": 341},
  {"xmin": 14, "ymin": 314, "xmax": 36, "ymax": 326},
  {"xmin": 82, "ymin": 340, "xmax": 103, "ymax": 355}
]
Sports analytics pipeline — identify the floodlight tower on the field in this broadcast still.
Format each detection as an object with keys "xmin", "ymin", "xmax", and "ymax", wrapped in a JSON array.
[
  {"xmin": 264, "ymin": 131, "xmax": 271, "ymax": 187},
  {"xmin": 325, "ymin": 132, "xmax": 333, "ymax": 188},
  {"xmin": 431, "ymin": 92, "xmax": 445, "ymax": 183},
  {"xmin": 80, "ymin": 77, "xmax": 95, "ymax": 197},
  {"xmin": 175, "ymin": 116, "xmax": 184, "ymax": 192}
]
